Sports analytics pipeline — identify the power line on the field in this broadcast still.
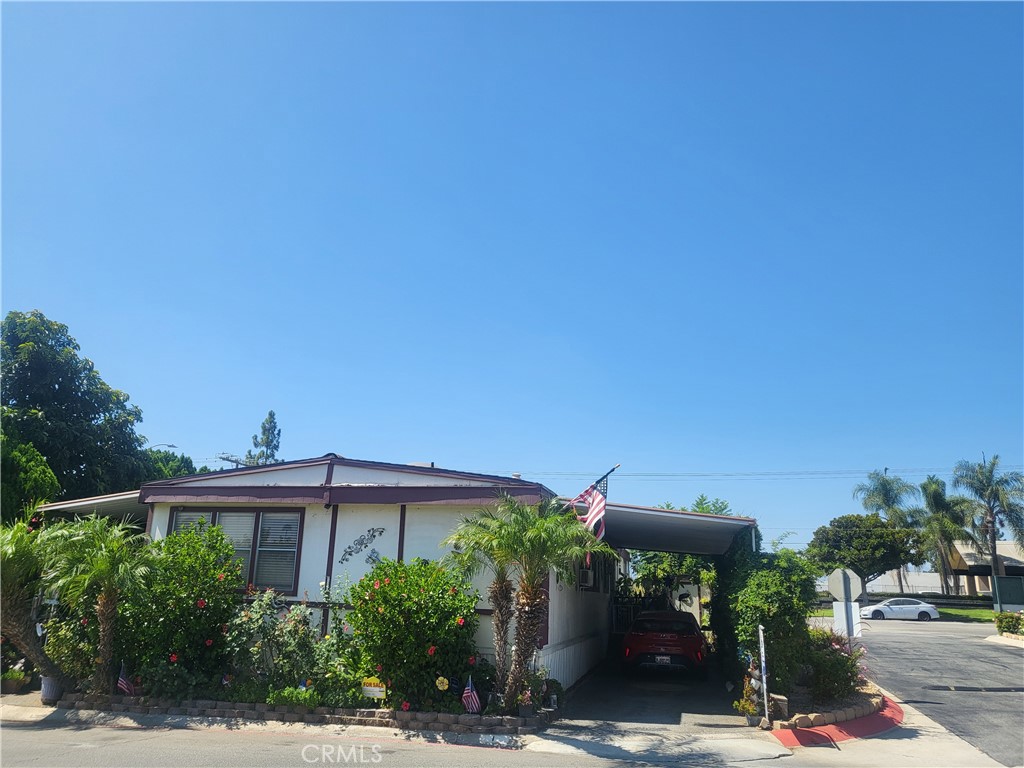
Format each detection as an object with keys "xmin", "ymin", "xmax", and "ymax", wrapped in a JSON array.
[{"xmin": 487, "ymin": 466, "xmax": 1023, "ymax": 482}]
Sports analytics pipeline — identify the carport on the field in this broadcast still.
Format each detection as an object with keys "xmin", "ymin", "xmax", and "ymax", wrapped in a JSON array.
[
  {"xmin": 536, "ymin": 501, "xmax": 761, "ymax": 753},
  {"xmin": 538, "ymin": 499, "xmax": 756, "ymax": 690},
  {"xmin": 599, "ymin": 501, "xmax": 757, "ymax": 555}
]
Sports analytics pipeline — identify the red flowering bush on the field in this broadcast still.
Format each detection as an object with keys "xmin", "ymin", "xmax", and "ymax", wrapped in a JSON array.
[
  {"xmin": 118, "ymin": 521, "xmax": 244, "ymax": 696},
  {"xmin": 346, "ymin": 558, "xmax": 480, "ymax": 711}
]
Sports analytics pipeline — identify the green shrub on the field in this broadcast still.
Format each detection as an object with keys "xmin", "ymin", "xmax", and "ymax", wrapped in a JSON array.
[
  {"xmin": 44, "ymin": 617, "xmax": 97, "ymax": 683},
  {"xmin": 117, "ymin": 521, "xmax": 245, "ymax": 697},
  {"xmin": 313, "ymin": 629, "xmax": 373, "ymax": 709},
  {"xmin": 267, "ymin": 685, "xmax": 321, "ymax": 709},
  {"xmin": 345, "ymin": 558, "xmax": 480, "ymax": 710},
  {"xmin": 225, "ymin": 589, "xmax": 319, "ymax": 690},
  {"xmin": 995, "ymin": 611, "xmax": 1024, "ymax": 635},
  {"xmin": 806, "ymin": 629, "xmax": 863, "ymax": 703},
  {"xmin": 731, "ymin": 677, "xmax": 758, "ymax": 716},
  {"xmin": 221, "ymin": 677, "xmax": 269, "ymax": 704},
  {"xmin": 1, "ymin": 669, "xmax": 26, "ymax": 681},
  {"xmin": 734, "ymin": 570, "xmax": 811, "ymax": 693}
]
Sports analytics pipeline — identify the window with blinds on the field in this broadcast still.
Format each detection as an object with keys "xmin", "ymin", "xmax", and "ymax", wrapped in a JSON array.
[
  {"xmin": 255, "ymin": 512, "xmax": 299, "ymax": 592},
  {"xmin": 168, "ymin": 507, "xmax": 302, "ymax": 594}
]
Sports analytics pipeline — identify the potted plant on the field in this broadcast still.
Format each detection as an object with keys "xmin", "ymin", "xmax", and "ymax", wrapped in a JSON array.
[
  {"xmin": 517, "ymin": 688, "xmax": 534, "ymax": 717},
  {"xmin": 1, "ymin": 669, "xmax": 28, "ymax": 694},
  {"xmin": 732, "ymin": 677, "xmax": 760, "ymax": 726}
]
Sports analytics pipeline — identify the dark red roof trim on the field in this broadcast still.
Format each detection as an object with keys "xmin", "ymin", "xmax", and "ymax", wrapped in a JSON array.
[
  {"xmin": 141, "ymin": 453, "xmax": 551, "ymax": 493},
  {"xmin": 139, "ymin": 484, "xmax": 546, "ymax": 506}
]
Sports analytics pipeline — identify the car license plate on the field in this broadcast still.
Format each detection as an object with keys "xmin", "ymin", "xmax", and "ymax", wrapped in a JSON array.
[{"xmin": 655, "ymin": 655, "xmax": 671, "ymax": 665}]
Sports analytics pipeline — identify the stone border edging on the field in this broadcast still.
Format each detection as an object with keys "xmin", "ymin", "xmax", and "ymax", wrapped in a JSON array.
[
  {"xmin": 55, "ymin": 693, "xmax": 555, "ymax": 737},
  {"xmin": 773, "ymin": 689, "xmax": 884, "ymax": 730},
  {"xmin": 999, "ymin": 631, "xmax": 1024, "ymax": 641}
]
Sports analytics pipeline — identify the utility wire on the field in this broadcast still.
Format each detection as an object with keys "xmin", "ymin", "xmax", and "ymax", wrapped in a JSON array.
[{"xmin": 489, "ymin": 466, "xmax": 1023, "ymax": 481}]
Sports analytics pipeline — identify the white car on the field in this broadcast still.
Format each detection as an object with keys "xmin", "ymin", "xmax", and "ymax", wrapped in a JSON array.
[{"xmin": 860, "ymin": 597, "xmax": 940, "ymax": 622}]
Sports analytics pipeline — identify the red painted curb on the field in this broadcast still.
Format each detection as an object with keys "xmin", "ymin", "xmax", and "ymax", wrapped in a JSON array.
[{"xmin": 771, "ymin": 697, "xmax": 904, "ymax": 748}]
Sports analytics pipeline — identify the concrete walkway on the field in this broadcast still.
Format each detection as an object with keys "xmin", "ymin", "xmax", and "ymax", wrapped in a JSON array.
[{"xmin": 2, "ymin": 678, "xmax": 1010, "ymax": 767}]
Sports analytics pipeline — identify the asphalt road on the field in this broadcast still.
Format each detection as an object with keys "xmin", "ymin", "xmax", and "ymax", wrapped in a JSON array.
[
  {"xmin": 0, "ymin": 719, "xmax": 622, "ymax": 768},
  {"xmin": 859, "ymin": 618, "xmax": 1024, "ymax": 768}
]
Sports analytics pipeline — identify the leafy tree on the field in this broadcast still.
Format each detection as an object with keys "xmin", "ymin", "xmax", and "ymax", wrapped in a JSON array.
[
  {"xmin": 806, "ymin": 513, "xmax": 924, "ymax": 585},
  {"xmin": 491, "ymin": 495, "xmax": 616, "ymax": 709},
  {"xmin": 852, "ymin": 470, "xmax": 921, "ymax": 592},
  {"xmin": 442, "ymin": 505, "xmax": 519, "ymax": 690},
  {"xmin": 911, "ymin": 476, "xmax": 978, "ymax": 595},
  {"xmin": 1, "ymin": 427, "xmax": 59, "ymax": 523},
  {"xmin": 1, "ymin": 310, "xmax": 148, "ymax": 499},
  {"xmin": 44, "ymin": 516, "xmax": 152, "ymax": 694},
  {"xmin": 952, "ymin": 455, "xmax": 1024, "ymax": 609},
  {"xmin": 630, "ymin": 496, "xmax": 728, "ymax": 605},
  {"xmin": 139, "ymin": 448, "xmax": 198, "ymax": 483},
  {"xmin": 244, "ymin": 410, "xmax": 281, "ymax": 466},
  {"xmin": 0, "ymin": 512, "xmax": 69, "ymax": 684},
  {"xmin": 690, "ymin": 494, "xmax": 733, "ymax": 516}
]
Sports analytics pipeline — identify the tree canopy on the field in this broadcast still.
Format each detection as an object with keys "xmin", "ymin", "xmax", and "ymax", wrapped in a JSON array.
[
  {"xmin": 0, "ymin": 427, "xmax": 60, "ymax": 523},
  {"xmin": 244, "ymin": 410, "xmax": 281, "ymax": 466},
  {"xmin": 806, "ymin": 512, "xmax": 924, "ymax": 584},
  {"xmin": 139, "ymin": 448, "xmax": 198, "ymax": 483},
  {"xmin": 1, "ymin": 310, "xmax": 149, "ymax": 499}
]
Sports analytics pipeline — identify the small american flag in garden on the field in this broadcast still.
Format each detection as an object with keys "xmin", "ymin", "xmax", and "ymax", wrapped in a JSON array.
[
  {"xmin": 462, "ymin": 675, "xmax": 481, "ymax": 714},
  {"xmin": 117, "ymin": 661, "xmax": 135, "ymax": 696}
]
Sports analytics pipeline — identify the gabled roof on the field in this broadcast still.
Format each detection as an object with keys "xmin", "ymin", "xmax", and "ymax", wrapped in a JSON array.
[
  {"xmin": 40, "ymin": 456, "xmax": 757, "ymax": 556},
  {"xmin": 142, "ymin": 453, "xmax": 549, "ymax": 489},
  {"xmin": 136, "ymin": 453, "xmax": 554, "ymax": 507}
]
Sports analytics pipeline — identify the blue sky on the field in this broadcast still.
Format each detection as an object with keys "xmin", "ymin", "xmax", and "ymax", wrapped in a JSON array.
[{"xmin": 3, "ymin": 2, "xmax": 1021, "ymax": 547}]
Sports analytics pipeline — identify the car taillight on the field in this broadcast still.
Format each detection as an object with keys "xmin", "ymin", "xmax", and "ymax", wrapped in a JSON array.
[{"xmin": 624, "ymin": 646, "xmax": 630, "ymax": 657}]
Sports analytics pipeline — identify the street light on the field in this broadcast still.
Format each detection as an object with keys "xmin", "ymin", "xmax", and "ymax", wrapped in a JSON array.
[{"xmin": 149, "ymin": 443, "xmax": 178, "ymax": 450}]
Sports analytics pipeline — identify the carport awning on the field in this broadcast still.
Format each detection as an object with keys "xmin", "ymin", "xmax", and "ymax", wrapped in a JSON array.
[
  {"xmin": 590, "ymin": 502, "xmax": 757, "ymax": 556},
  {"xmin": 39, "ymin": 491, "xmax": 147, "ymax": 523}
]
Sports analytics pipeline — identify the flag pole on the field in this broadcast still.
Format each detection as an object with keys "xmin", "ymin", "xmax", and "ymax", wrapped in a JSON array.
[
  {"xmin": 564, "ymin": 464, "xmax": 620, "ymax": 509},
  {"xmin": 595, "ymin": 464, "xmax": 621, "ymax": 487}
]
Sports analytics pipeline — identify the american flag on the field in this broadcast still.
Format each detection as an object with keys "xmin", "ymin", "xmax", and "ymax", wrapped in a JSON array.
[
  {"xmin": 117, "ymin": 661, "xmax": 135, "ymax": 696},
  {"xmin": 462, "ymin": 674, "xmax": 481, "ymax": 714},
  {"xmin": 570, "ymin": 476, "xmax": 608, "ymax": 541}
]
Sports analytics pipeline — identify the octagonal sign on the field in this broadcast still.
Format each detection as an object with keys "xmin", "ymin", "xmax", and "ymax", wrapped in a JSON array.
[{"xmin": 827, "ymin": 568, "xmax": 863, "ymax": 602}]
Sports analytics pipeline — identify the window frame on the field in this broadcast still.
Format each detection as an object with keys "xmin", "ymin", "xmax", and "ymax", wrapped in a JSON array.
[{"xmin": 167, "ymin": 506, "xmax": 305, "ymax": 596}]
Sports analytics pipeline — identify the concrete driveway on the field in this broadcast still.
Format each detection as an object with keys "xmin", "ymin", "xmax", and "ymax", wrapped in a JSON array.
[{"xmin": 523, "ymin": 662, "xmax": 790, "ymax": 763}]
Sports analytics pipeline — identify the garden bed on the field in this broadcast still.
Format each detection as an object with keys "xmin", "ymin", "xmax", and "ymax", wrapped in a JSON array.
[
  {"xmin": 773, "ymin": 680, "xmax": 884, "ymax": 730},
  {"xmin": 54, "ymin": 692, "xmax": 556, "ymax": 735}
]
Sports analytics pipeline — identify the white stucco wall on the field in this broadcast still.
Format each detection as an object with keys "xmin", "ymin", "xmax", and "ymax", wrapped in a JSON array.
[
  {"xmin": 296, "ymin": 506, "xmax": 331, "ymax": 601},
  {"xmin": 148, "ymin": 497, "xmax": 612, "ymax": 686},
  {"xmin": 189, "ymin": 464, "xmax": 329, "ymax": 486},
  {"xmin": 539, "ymin": 571, "xmax": 610, "ymax": 688},
  {"xmin": 331, "ymin": 505, "xmax": 402, "ymax": 589},
  {"xmin": 331, "ymin": 467, "xmax": 498, "ymax": 487}
]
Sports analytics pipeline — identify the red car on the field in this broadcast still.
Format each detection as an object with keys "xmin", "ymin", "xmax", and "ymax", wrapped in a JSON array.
[{"xmin": 622, "ymin": 611, "xmax": 709, "ymax": 678}]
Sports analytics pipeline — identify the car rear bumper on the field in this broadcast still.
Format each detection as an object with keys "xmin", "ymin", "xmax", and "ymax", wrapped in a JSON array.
[{"xmin": 625, "ymin": 653, "xmax": 705, "ymax": 671}]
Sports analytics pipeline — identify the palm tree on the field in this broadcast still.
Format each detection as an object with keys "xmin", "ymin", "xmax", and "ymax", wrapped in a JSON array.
[
  {"xmin": 45, "ymin": 516, "xmax": 152, "ymax": 694},
  {"xmin": 853, "ymin": 470, "xmax": 921, "ymax": 593},
  {"xmin": 495, "ymin": 495, "xmax": 616, "ymax": 710},
  {"xmin": 912, "ymin": 476, "xmax": 978, "ymax": 595},
  {"xmin": 952, "ymin": 455, "xmax": 1024, "ymax": 611},
  {"xmin": 442, "ymin": 506, "xmax": 520, "ymax": 690},
  {"xmin": 0, "ymin": 513, "xmax": 69, "ymax": 684}
]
